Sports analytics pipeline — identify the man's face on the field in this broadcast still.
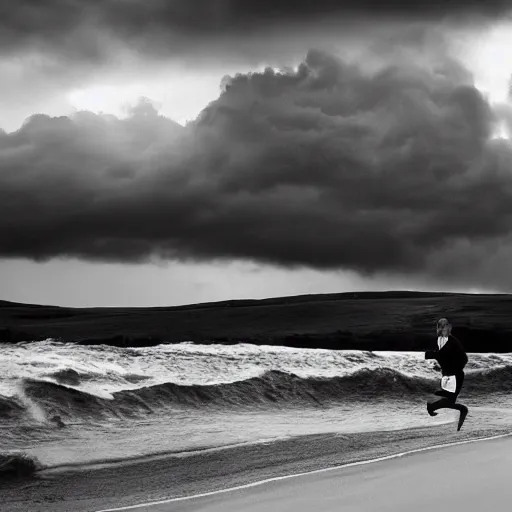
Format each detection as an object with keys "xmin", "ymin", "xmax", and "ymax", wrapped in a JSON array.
[{"xmin": 437, "ymin": 319, "xmax": 450, "ymax": 337}]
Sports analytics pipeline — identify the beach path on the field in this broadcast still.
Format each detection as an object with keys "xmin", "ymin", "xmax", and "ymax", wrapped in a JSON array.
[{"xmin": 110, "ymin": 434, "xmax": 512, "ymax": 512}]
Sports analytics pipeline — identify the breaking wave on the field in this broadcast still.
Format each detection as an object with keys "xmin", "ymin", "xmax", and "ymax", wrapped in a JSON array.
[
  {"xmin": 0, "ymin": 452, "xmax": 42, "ymax": 479},
  {"xmin": 0, "ymin": 395, "xmax": 25, "ymax": 420},
  {"xmin": 1, "ymin": 365, "xmax": 506, "ymax": 425}
]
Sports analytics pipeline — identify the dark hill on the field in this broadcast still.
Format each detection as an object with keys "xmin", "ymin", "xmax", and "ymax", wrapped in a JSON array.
[{"xmin": 1, "ymin": 291, "xmax": 511, "ymax": 352}]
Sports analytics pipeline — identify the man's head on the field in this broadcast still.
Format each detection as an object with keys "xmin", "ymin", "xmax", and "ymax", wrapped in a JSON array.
[{"xmin": 437, "ymin": 318, "xmax": 452, "ymax": 337}]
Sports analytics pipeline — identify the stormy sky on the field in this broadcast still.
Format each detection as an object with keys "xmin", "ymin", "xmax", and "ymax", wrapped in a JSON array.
[{"xmin": 3, "ymin": 1, "xmax": 512, "ymax": 306}]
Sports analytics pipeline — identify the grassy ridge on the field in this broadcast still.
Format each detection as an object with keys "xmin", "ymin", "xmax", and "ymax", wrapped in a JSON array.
[{"xmin": 1, "ymin": 291, "xmax": 512, "ymax": 351}]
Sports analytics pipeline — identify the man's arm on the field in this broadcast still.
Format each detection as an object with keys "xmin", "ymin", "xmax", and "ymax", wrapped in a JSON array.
[{"xmin": 425, "ymin": 349, "xmax": 442, "ymax": 373}]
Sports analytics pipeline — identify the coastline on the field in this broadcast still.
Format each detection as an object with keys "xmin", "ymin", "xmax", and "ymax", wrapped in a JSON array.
[
  {"xmin": 2, "ymin": 422, "xmax": 510, "ymax": 512},
  {"xmin": 107, "ymin": 430, "xmax": 512, "ymax": 512}
]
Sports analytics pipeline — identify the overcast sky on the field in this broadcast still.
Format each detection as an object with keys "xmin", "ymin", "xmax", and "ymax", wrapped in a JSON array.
[{"xmin": 2, "ymin": 1, "xmax": 512, "ymax": 307}]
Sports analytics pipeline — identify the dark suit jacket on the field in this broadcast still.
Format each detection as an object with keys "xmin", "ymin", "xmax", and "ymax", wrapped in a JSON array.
[{"xmin": 425, "ymin": 335, "xmax": 468, "ymax": 376}]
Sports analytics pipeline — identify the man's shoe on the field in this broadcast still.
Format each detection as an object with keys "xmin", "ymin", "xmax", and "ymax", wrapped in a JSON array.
[
  {"xmin": 457, "ymin": 406, "xmax": 468, "ymax": 431},
  {"xmin": 427, "ymin": 403, "xmax": 438, "ymax": 417}
]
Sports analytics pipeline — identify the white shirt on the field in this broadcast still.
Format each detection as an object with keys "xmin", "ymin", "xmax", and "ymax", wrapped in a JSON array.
[{"xmin": 437, "ymin": 336, "xmax": 449, "ymax": 350}]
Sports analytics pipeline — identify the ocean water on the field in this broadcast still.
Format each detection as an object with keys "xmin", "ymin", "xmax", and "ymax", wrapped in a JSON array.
[{"xmin": 1, "ymin": 341, "xmax": 512, "ymax": 470}]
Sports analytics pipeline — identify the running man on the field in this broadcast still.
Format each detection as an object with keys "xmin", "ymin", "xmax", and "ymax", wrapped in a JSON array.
[{"xmin": 425, "ymin": 318, "xmax": 469, "ymax": 431}]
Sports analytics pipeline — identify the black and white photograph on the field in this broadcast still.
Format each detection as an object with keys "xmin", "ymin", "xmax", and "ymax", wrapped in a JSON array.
[{"xmin": 2, "ymin": 1, "xmax": 512, "ymax": 510}]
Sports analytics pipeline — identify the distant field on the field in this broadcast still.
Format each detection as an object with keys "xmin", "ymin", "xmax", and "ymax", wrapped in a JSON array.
[{"xmin": 1, "ymin": 291, "xmax": 512, "ymax": 351}]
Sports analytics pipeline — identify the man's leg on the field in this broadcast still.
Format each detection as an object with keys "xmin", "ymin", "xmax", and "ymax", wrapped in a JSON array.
[
  {"xmin": 427, "ymin": 397, "xmax": 453, "ymax": 416},
  {"xmin": 456, "ymin": 404, "xmax": 469, "ymax": 431},
  {"xmin": 453, "ymin": 371, "xmax": 468, "ymax": 431},
  {"xmin": 427, "ymin": 379, "xmax": 468, "ymax": 430}
]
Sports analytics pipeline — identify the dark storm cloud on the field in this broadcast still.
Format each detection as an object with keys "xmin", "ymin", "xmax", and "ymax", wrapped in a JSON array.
[
  {"xmin": 2, "ymin": 49, "xmax": 512, "ymax": 289},
  {"xmin": 1, "ymin": 0, "xmax": 512, "ymax": 60}
]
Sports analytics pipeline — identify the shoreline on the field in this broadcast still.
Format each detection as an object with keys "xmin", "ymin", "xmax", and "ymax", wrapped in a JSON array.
[
  {"xmin": 2, "ymin": 422, "xmax": 510, "ymax": 512},
  {"xmin": 96, "ymin": 430, "xmax": 512, "ymax": 512},
  {"xmin": 112, "ymin": 431, "xmax": 512, "ymax": 512}
]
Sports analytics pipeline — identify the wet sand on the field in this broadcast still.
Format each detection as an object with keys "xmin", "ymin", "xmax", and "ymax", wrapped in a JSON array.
[
  {"xmin": 1, "ymin": 423, "xmax": 510, "ymax": 512},
  {"xmin": 121, "ymin": 432, "xmax": 512, "ymax": 512}
]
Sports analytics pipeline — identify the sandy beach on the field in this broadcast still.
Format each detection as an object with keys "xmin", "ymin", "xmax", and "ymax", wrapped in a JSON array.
[{"xmin": 102, "ymin": 432, "xmax": 512, "ymax": 512}]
